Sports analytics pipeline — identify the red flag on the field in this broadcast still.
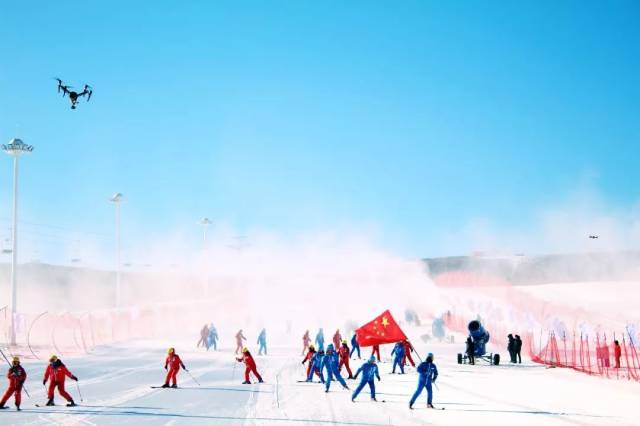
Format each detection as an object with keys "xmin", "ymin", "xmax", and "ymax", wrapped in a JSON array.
[{"xmin": 356, "ymin": 310, "xmax": 407, "ymax": 347}]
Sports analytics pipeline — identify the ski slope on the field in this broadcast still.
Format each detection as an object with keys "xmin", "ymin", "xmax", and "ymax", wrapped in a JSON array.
[{"xmin": 2, "ymin": 339, "xmax": 638, "ymax": 426}]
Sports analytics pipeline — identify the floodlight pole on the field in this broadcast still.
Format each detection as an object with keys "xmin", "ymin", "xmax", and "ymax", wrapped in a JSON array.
[
  {"xmin": 2, "ymin": 138, "xmax": 33, "ymax": 346},
  {"xmin": 110, "ymin": 193, "xmax": 123, "ymax": 308}
]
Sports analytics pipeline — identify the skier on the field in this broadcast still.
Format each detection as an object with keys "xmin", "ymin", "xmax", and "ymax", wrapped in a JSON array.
[
  {"xmin": 391, "ymin": 342, "xmax": 405, "ymax": 374},
  {"xmin": 351, "ymin": 356, "xmax": 381, "ymax": 402},
  {"xmin": 350, "ymin": 332, "xmax": 361, "ymax": 359},
  {"xmin": 338, "ymin": 340, "xmax": 354, "ymax": 379},
  {"xmin": 514, "ymin": 335, "xmax": 522, "ymax": 364},
  {"xmin": 466, "ymin": 336, "xmax": 475, "ymax": 365},
  {"xmin": 0, "ymin": 356, "xmax": 26, "ymax": 411},
  {"xmin": 235, "ymin": 329, "xmax": 247, "ymax": 354},
  {"xmin": 43, "ymin": 355, "xmax": 78, "ymax": 407},
  {"xmin": 371, "ymin": 344, "xmax": 381, "ymax": 362},
  {"xmin": 409, "ymin": 352, "xmax": 438, "ymax": 409},
  {"xmin": 302, "ymin": 330, "xmax": 311, "ymax": 355},
  {"xmin": 257, "ymin": 328, "xmax": 267, "ymax": 355},
  {"xmin": 321, "ymin": 344, "xmax": 349, "ymax": 392},
  {"xmin": 315, "ymin": 328, "xmax": 325, "ymax": 351},
  {"xmin": 302, "ymin": 344, "xmax": 318, "ymax": 380},
  {"xmin": 306, "ymin": 349, "xmax": 325, "ymax": 383},
  {"xmin": 197, "ymin": 323, "xmax": 210, "ymax": 349},
  {"xmin": 208, "ymin": 323, "xmax": 218, "ymax": 351},
  {"xmin": 614, "ymin": 340, "xmax": 622, "ymax": 368},
  {"xmin": 402, "ymin": 339, "xmax": 416, "ymax": 367},
  {"xmin": 163, "ymin": 347, "xmax": 187, "ymax": 388},
  {"xmin": 236, "ymin": 347, "xmax": 264, "ymax": 384},
  {"xmin": 332, "ymin": 329, "xmax": 342, "ymax": 350},
  {"xmin": 508, "ymin": 334, "xmax": 516, "ymax": 363}
]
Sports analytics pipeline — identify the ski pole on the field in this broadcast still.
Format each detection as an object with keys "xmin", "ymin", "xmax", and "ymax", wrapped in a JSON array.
[
  {"xmin": 75, "ymin": 381, "xmax": 84, "ymax": 402},
  {"xmin": 0, "ymin": 347, "xmax": 30, "ymax": 398},
  {"xmin": 184, "ymin": 369, "xmax": 201, "ymax": 386}
]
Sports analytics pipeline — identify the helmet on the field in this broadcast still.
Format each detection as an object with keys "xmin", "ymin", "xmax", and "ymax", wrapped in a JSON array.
[
  {"xmin": 12, "ymin": 356, "xmax": 19, "ymax": 364},
  {"xmin": 369, "ymin": 356, "xmax": 376, "ymax": 363},
  {"xmin": 327, "ymin": 343, "xmax": 334, "ymax": 351},
  {"xmin": 167, "ymin": 347, "xmax": 175, "ymax": 354},
  {"xmin": 342, "ymin": 340, "xmax": 347, "ymax": 344},
  {"xmin": 309, "ymin": 344, "xmax": 315, "ymax": 350},
  {"xmin": 242, "ymin": 347, "xmax": 249, "ymax": 353},
  {"xmin": 49, "ymin": 355, "xmax": 58, "ymax": 362},
  {"xmin": 427, "ymin": 352, "xmax": 434, "ymax": 361}
]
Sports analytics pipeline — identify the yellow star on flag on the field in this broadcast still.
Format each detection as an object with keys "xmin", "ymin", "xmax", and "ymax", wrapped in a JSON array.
[{"xmin": 381, "ymin": 317, "xmax": 390, "ymax": 327}]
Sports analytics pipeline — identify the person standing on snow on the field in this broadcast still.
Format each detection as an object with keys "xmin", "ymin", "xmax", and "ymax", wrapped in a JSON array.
[
  {"xmin": 257, "ymin": 328, "xmax": 268, "ymax": 355},
  {"xmin": 333, "ymin": 329, "xmax": 342, "ymax": 350},
  {"xmin": 43, "ymin": 355, "xmax": 78, "ymax": 407},
  {"xmin": 514, "ymin": 335, "xmax": 522, "ymax": 364},
  {"xmin": 163, "ymin": 347, "xmax": 187, "ymax": 388},
  {"xmin": 371, "ymin": 344, "xmax": 381, "ymax": 362},
  {"xmin": 302, "ymin": 330, "xmax": 311, "ymax": 355},
  {"xmin": 235, "ymin": 329, "xmax": 247, "ymax": 354},
  {"xmin": 0, "ymin": 356, "xmax": 27, "ymax": 411},
  {"xmin": 302, "ymin": 344, "xmax": 317, "ymax": 380},
  {"xmin": 321, "ymin": 344, "xmax": 349, "ymax": 392},
  {"xmin": 338, "ymin": 340, "xmax": 354, "ymax": 379},
  {"xmin": 315, "ymin": 328, "xmax": 325, "ymax": 351},
  {"xmin": 614, "ymin": 340, "xmax": 622, "ymax": 368},
  {"xmin": 350, "ymin": 332, "xmax": 361, "ymax": 359},
  {"xmin": 306, "ymin": 348, "xmax": 325, "ymax": 383},
  {"xmin": 391, "ymin": 342, "xmax": 405, "ymax": 374},
  {"xmin": 197, "ymin": 323, "xmax": 210, "ymax": 349},
  {"xmin": 351, "ymin": 356, "xmax": 380, "ymax": 402},
  {"xmin": 208, "ymin": 323, "xmax": 218, "ymax": 351},
  {"xmin": 402, "ymin": 340, "xmax": 416, "ymax": 367},
  {"xmin": 466, "ymin": 337, "xmax": 475, "ymax": 365},
  {"xmin": 508, "ymin": 334, "xmax": 516, "ymax": 363},
  {"xmin": 409, "ymin": 352, "xmax": 438, "ymax": 409},
  {"xmin": 236, "ymin": 347, "xmax": 264, "ymax": 384}
]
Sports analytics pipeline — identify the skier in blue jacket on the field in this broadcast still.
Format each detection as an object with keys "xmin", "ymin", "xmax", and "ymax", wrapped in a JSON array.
[
  {"xmin": 322, "ymin": 344, "xmax": 349, "ymax": 392},
  {"xmin": 391, "ymin": 342, "xmax": 405, "ymax": 374},
  {"xmin": 350, "ymin": 333, "xmax": 361, "ymax": 359},
  {"xmin": 257, "ymin": 328, "xmax": 267, "ymax": 355},
  {"xmin": 306, "ymin": 350, "xmax": 325, "ymax": 383},
  {"xmin": 315, "ymin": 328, "xmax": 325, "ymax": 351},
  {"xmin": 409, "ymin": 352, "xmax": 439, "ymax": 409},
  {"xmin": 207, "ymin": 323, "xmax": 218, "ymax": 351},
  {"xmin": 351, "ymin": 356, "xmax": 380, "ymax": 402}
]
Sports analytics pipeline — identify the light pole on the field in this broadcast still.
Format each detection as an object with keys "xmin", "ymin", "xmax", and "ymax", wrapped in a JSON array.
[
  {"xmin": 110, "ymin": 193, "xmax": 123, "ymax": 308},
  {"xmin": 2, "ymin": 138, "xmax": 34, "ymax": 346},
  {"xmin": 198, "ymin": 217, "xmax": 212, "ymax": 297}
]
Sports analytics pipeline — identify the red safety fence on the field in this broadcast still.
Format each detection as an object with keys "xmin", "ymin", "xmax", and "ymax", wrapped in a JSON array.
[{"xmin": 528, "ymin": 330, "xmax": 640, "ymax": 382}]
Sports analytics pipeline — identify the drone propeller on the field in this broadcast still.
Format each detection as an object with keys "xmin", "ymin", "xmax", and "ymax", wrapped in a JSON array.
[{"xmin": 83, "ymin": 84, "xmax": 93, "ymax": 101}]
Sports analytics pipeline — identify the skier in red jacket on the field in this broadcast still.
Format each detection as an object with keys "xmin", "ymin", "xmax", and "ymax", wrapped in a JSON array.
[
  {"xmin": 302, "ymin": 344, "xmax": 317, "ymax": 379},
  {"xmin": 302, "ymin": 330, "xmax": 311, "ymax": 356},
  {"xmin": 0, "ymin": 356, "xmax": 27, "ymax": 411},
  {"xmin": 236, "ymin": 347, "xmax": 264, "ymax": 384},
  {"xmin": 338, "ymin": 340, "xmax": 354, "ymax": 379},
  {"xmin": 614, "ymin": 340, "xmax": 622, "ymax": 368},
  {"xmin": 163, "ymin": 347, "xmax": 187, "ymax": 388},
  {"xmin": 333, "ymin": 329, "xmax": 342, "ymax": 350},
  {"xmin": 43, "ymin": 355, "xmax": 78, "ymax": 406},
  {"xmin": 235, "ymin": 330, "xmax": 247, "ymax": 354},
  {"xmin": 371, "ymin": 344, "xmax": 381, "ymax": 362},
  {"xmin": 402, "ymin": 339, "xmax": 416, "ymax": 367}
]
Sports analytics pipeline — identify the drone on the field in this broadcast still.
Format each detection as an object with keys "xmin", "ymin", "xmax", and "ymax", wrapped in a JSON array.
[
  {"xmin": 56, "ymin": 78, "xmax": 92, "ymax": 109},
  {"xmin": 588, "ymin": 235, "xmax": 599, "ymax": 239}
]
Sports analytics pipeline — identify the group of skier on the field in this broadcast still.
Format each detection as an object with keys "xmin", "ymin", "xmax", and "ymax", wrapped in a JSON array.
[
  {"xmin": 300, "ymin": 329, "xmax": 439, "ymax": 409},
  {"xmin": 197, "ymin": 323, "xmax": 219, "ymax": 351},
  {"xmin": 0, "ymin": 354, "xmax": 78, "ymax": 411},
  {"xmin": 233, "ymin": 328, "xmax": 268, "ymax": 356}
]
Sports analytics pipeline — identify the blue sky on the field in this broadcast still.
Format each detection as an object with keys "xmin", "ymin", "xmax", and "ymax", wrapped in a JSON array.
[{"xmin": 0, "ymin": 0, "xmax": 639, "ymax": 262}]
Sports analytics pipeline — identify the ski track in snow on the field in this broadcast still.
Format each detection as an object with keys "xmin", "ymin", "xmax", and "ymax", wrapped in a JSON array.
[{"xmin": 1, "ymin": 340, "xmax": 638, "ymax": 425}]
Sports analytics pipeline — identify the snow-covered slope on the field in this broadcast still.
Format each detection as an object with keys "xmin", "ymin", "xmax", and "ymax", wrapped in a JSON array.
[{"xmin": 2, "ymin": 339, "xmax": 638, "ymax": 425}]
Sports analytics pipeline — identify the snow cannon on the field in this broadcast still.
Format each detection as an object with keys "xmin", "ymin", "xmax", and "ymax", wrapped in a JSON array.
[{"xmin": 457, "ymin": 320, "xmax": 500, "ymax": 366}]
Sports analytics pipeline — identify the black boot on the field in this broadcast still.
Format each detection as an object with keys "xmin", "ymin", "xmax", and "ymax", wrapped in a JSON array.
[
  {"xmin": 67, "ymin": 400, "xmax": 76, "ymax": 407},
  {"xmin": 46, "ymin": 399, "xmax": 55, "ymax": 406},
  {"xmin": 16, "ymin": 405, "xmax": 21, "ymax": 411},
  {"xmin": 161, "ymin": 383, "xmax": 170, "ymax": 388},
  {"xmin": 171, "ymin": 384, "xmax": 177, "ymax": 388}
]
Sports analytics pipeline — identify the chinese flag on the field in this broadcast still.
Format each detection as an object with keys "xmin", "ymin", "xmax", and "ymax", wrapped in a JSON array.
[{"xmin": 356, "ymin": 310, "xmax": 407, "ymax": 347}]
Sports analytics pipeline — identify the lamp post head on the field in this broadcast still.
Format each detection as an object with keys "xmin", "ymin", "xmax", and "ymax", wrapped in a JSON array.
[
  {"xmin": 2, "ymin": 138, "xmax": 34, "ymax": 157},
  {"xmin": 199, "ymin": 217, "xmax": 212, "ymax": 226},
  {"xmin": 110, "ymin": 193, "xmax": 123, "ymax": 203}
]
